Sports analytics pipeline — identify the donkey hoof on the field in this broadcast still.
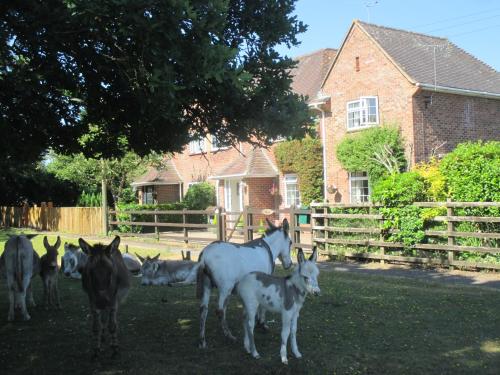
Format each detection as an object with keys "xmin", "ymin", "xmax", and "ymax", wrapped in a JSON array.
[
  {"xmin": 294, "ymin": 352, "xmax": 302, "ymax": 359},
  {"xmin": 281, "ymin": 358, "xmax": 288, "ymax": 365},
  {"xmin": 199, "ymin": 340, "xmax": 208, "ymax": 349},
  {"xmin": 252, "ymin": 353, "xmax": 261, "ymax": 360},
  {"xmin": 22, "ymin": 314, "xmax": 31, "ymax": 321}
]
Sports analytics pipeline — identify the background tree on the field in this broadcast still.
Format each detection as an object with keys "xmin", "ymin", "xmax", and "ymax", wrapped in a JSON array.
[{"xmin": 1, "ymin": 0, "xmax": 309, "ymax": 165}]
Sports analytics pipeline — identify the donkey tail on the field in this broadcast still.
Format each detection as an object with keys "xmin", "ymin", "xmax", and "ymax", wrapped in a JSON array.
[
  {"xmin": 196, "ymin": 264, "xmax": 205, "ymax": 299},
  {"xmin": 15, "ymin": 236, "xmax": 24, "ymax": 292}
]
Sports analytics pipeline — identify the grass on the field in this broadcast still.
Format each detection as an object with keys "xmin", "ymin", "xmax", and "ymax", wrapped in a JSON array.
[{"xmin": 1, "ymin": 256, "xmax": 500, "ymax": 374}]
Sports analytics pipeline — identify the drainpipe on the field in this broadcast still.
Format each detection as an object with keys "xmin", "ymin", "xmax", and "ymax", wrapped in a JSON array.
[{"xmin": 310, "ymin": 104, "xmax": 328, "ymax": 202}]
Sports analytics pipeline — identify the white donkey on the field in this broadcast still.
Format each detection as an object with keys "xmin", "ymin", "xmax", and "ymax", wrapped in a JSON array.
[
  {"xmin": 61, "ymin": 243, "xmax": 88, "ymax": 279},
  {"xmin": 237, "ymin": 247, "xmax": 320, "ymax": 364},
  {"xmin": 196, "ymin": 218, "xmax": 293, "ymax": 348}
]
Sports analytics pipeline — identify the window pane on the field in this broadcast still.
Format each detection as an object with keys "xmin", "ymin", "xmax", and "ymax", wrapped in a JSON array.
[
  {"xmin": 350, "ymin": 172, "xmax": 370, "ymax": 203},
  {"xmin": 285, "ymin": 174, "xmax": 300, "ymax": 207}
]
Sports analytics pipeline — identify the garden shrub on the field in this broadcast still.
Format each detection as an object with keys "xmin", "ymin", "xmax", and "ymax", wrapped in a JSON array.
[
  {"xmin": 414, "ymin": 158, "xmax": 446, "ymax": 201},
  {"xmin": 275, "ymin": 136, "xmax": 323, "ymax": 206},
  {"xmin": 371, "ymin": 172, "xmax": 428, "ymax": 206},
  {"xmin": 336, "ymin": 125, "xmax": 407, "ymax": 186},
  {"xmin": 183, "ymin": 182, "xmax": 216, "ymax": 210},
  {"xmin": 115, "ymin": 202, "xmax": 185, "ymax": 233},
  {"xmin": 440, "ymin": 141, "xmax": 500, "ymax": 202},
  {"xmin": 77, "ymin": 191, "xmax": 102, "ymax": 207}
]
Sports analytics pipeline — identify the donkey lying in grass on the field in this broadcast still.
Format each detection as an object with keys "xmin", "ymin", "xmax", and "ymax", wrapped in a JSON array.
[
  {"xmin": 40, "ymin": 236, "xmax": 61, "ymax": 309},
  {"xmin": 79, "ymin": 236, "xmax": 130, "ymax": 359},
  {"xmin": 197, "ymin": 218, "xmax": 293, "ymax": 348},
  {"xmin": 61, "ymin": 242, "xmax": 87, "ymax": 279},
  {"xmin": 136, "ymin": 253, "xmax": 199, "ymax": 286},
  {"xmin": 237, "ymin": 247, "xmax": 320, "ymax": 364}
]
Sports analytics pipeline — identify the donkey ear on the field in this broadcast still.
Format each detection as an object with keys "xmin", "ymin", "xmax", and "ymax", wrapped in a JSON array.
[
  {"xmin": 309, "ymin": 247, "xmax": 318, "ymax": 262},
  {"xmin": 297, "ymin": 248, "xmax": 305, "ymax": 264},
  {"xmin": 54, "ymin": 236, "xmax": 61, "ymax": 251},
  {"xmin": 78, "ymin": 238, "xmax": 91, "ymax": 255},
  {"xmin": 152, "ymin": 253, "xmax": 160, "ymax": 261},
  {"xmin": 135, "ymin": 253, "xmax": 146, "ymax": 263},
  {"xmin": 43, "ymin": 236, "xmax": 50, "ymax": 250},
  {"xmin": 282, "ymin": 218, "xmax": 289, "ymax": 233},
  {"xmin": 108, "ymin": 236, "xmax": 121, "ymax": 254},
  {"xmin": 265, "ymin": 218, "xmax": 276, "ymax": 229},
  {"xmin": 25, "ymin": 234, "xmax": 37, "ymax": 240}
]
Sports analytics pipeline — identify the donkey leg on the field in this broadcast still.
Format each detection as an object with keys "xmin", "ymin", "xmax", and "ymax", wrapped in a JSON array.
[
  {"xmin": 91, "ymin": 309, "xmax": 103, "ymax": 359},
  {"xmin": 290, "ymin": 312, "xmax": 302, "ymax": 359},
  {"xmin": 109, "ymin": 306, "xmax": 119, "ymax": 358},
  {"xmin": 256, "ymin": 306, "xmax": 270, "ymax": 332},
  {"xmin": 20, "ymin": 277, "xmax": 31, "ymax": 320},
  {"xmin": 217, "ymin": 290, "xmax": 235, "ymax": 341},
  {"xmin": 27, "ymin": 282, "xmax": 36, "ymax": 307},
  {"xmin": 199, "ymin": 276, "xmax": 211, "ymax": 349},
  {"xmin": 7, "ymin": 288, "xmax": 15, "ymax": 321},
  {"xmin": 242, "ymin": 310, "xmax": 250, "ymax": 354},
  {"xmin": 54, "ymin": 278, "xmax": 62, "ymax": 309},
  {"xmin": 246, "ymin": 304, "xmax": 260, "ymax": 359},
  {"xmin": 280, "ymin": 311, "xmax": 292, "ymax": 365}
]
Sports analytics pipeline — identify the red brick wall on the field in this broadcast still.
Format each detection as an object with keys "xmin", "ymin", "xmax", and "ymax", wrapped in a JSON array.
[
  {"xmin": 156, "ymin": 185, "xmax": 180, "ymax": 203},
  {"xmin": 412, "ymin": 91, "xmax": 500, "ymax": 163},
  {"xmin": 321, "ymin": 24, "xmax": 417, "ymax": 203},
  {"xmin": 245, "ymin": 177, "xmax": 277, "ymax": 224}
]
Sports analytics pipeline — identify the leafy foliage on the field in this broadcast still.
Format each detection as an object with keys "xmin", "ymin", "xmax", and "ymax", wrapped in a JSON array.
[
  {"xmin": 1, "ymin": 0, "xmax": 309, "ymax": 162},
  {"xmin": 413, "ymin": 158, "xmax": 446, "ymax": 201},
  {"xmin": 183, "ymin": 182, "xmax": 216, "ymax": 211},
  {"xmin": 46, "ymin": 151, "xmax": 163, "ymax": 205},
  {"xmin": 77, "ymin": 191, "xmax": 102, "ymax": 207},
  {"xmin": 275, "ymin": 136, "xmax": 323, "ymax": 206},
  {"xmin": 371, "ymin": 172, "xmax": 428, "ymax": 207},
  {"xmin": 381, "ymin": 206, "xmax": 425, "ymax": 247},
  {"xmin": 440, "ymin": 141, "xmax": 500, "ymax": 202},
  {"xmin": 336, "ymin": 126, "xmax": 407, "ymax": 186},
  {"xmin": 115, "ymin": 202, "xmax": 185, "ymax": 233}
]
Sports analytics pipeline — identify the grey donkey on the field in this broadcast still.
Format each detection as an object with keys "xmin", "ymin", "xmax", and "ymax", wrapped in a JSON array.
[{"xmin": 237, "ymin": 247, "xmax": 320, "ymax": 364}]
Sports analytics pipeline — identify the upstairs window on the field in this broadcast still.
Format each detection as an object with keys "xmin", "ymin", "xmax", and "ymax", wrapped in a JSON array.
[
  {"xmin": 349, "ymin": 172, "xmax": 370, "ymax": 203},
  {"xmin": 347, "ymin": 96, "xmax": 379, "ymax": 130},
  {"xmin": 189, "ymin": 138, "xmax": 206, "ymax": 154},
  {"xmin": 211, "ymin": 135, "xmax": 230, "ymax": 151},
  {"xmin": 284, "ymin": 174, "xmax": 301, "ymax": 207}
]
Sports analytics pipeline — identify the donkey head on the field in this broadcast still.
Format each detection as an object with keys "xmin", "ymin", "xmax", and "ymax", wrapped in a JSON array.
[
  {"xmin": 265, "ymin": 218, "xmax": 293, "ymax": 269},
  {"xmin": 136, "ymin": 253, "xmax": 160, "ymax": 285},
  {"xmin": 79, "ymin": 236, "xmax": 121, "ymax": 309},
  {"xmin": 62, "ymin": 243, "xmax": 80, "ymax": 276},
  {"xmin": 297, "ymin": 247, "xmax": 320, "ymax": 296},
  {"xmin": 43, "ymin": 236, "xmax": 61, "ymax": 268}
]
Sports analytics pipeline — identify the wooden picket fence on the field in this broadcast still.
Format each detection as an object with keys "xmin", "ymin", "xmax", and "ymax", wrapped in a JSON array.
[{"xmin": 0, "ymin": 204, "xmax": 103, "ymax": 235}]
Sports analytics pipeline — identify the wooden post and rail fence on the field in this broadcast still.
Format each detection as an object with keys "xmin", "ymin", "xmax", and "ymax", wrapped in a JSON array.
[{"xmin": 0, "ymin": 201, "xmax": 499, "ymax": 270}]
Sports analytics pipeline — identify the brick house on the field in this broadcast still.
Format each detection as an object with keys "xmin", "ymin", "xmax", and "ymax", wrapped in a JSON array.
[
  {"xmin": 314, "ymin": 20, "xmax": 500, "ymax": 203},
  {"xmin": 132, "ymin": 48, "xmax": 337, "ymax": 218}
]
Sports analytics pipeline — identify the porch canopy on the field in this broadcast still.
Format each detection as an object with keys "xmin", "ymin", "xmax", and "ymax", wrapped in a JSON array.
[
  {"xmin": 208, "ymin": 147, "xmax": 278, "ymax": 180},
  {"xmin": 131, "ymin": 159, "xmax": 183, "ymax": 187}
]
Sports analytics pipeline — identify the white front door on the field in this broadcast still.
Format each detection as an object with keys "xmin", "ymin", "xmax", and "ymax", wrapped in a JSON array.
[{"xmin": 224, "ymin": 179, "xmax": 243, "ymax": 227}]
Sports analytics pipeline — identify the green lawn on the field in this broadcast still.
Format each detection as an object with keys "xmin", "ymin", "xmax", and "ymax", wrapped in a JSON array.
[{"xmin": 1, "ymin": 256, "xmax": 500, "ymax": 374}]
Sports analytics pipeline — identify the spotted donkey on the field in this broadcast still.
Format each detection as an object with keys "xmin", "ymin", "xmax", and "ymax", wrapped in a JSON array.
[{"xmin": 237, "ymin": 247, "xmax": 320, "ymax": 364}]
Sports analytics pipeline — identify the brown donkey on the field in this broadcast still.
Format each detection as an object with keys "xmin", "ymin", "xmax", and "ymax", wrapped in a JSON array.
[
  {"xmin": 79, "ymin": 236, "xmax": 130, "ymax": 359},
  {"xmin": 40, "ymin": 236, "xmax": 62, "ymax": 309}
]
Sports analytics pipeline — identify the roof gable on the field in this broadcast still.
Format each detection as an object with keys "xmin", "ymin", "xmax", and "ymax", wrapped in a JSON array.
[
  {"xmin": 359, "ymin": 21, "xmax": 500, "ymax": 95},
  {"xmin": 132, "ymin": 159, "xmax": 183, "ymax": 186},
  {"xmin": 209, "ymin": 147, "xmax": 278, "ymax": 179}
]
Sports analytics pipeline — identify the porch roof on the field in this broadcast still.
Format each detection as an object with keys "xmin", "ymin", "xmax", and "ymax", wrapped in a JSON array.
[
  {"xmin": 209, "ymin": 147, "xmax": 278, "ymax": 180},
  {"xmin": 131, "ymin": 159, "xmax": 183, "ymax": 187}
]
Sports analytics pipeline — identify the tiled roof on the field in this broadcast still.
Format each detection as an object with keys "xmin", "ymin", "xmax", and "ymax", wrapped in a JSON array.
[
  {"xmin": 131, "ymin": 159, "xmax": 183, "ymax": 186},
  {"xmin": 357, "ymin": 21, "xmax": 500, "ymax": 95},
  {"xmin": 209, "ymin": 147, "xmax": 278, "ymax": 179},
  {"xmin": 291, "ymin": 48, "xmax": 337, "ymax": 101}
]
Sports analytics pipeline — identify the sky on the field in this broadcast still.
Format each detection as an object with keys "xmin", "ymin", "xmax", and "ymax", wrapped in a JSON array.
[{"xmin": 276, "ymin": 0, "xmax": 500, "ymax": 71}]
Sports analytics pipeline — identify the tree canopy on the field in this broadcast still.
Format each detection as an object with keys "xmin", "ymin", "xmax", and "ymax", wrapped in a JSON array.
[{"xmin": 1, "ymin": 0, "xmax": 309, "ymax": 163}]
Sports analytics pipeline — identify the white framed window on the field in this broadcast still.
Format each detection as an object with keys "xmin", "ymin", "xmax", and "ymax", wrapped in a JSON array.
[
  {"xmin": 189, "ymin": 138, "xmax": 206, "ymax": 154},
  {"xmin": 143, "ymin": 186, "xmax": 155, "ymax": 204},
  {"xmin": 349, "ymin": 172, "xmax": 370, "ymax": 203},
  {"xmin": 346, "ymin": 96, "xmax": 379, "ymax": 130},
  {"xmin": 284, "ymin": 174, "xmax": 301, "ymax": 207},
  {"xmin": 211, "ymin": 135, "xmax": 229, "ymax": 151}
]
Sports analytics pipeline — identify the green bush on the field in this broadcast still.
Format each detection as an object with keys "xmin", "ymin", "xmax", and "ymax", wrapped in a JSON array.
[
  {"xmin": 77, "ymin": 191, "xmax": 102, "ymax": 207},
  {"xmin": 115, "ymin": 202, "xmax": 185, "ymax": 233},
  {"xmin": 371, "ymin": 172, "xmax": 428, "ymax": 206},
  {"xmin": 275, "ymin": 136, "xmax": 323, "ymax": 206},
  {"xmin": 183, "ymin": 182, "xmax": 216, "ymax": 210},
  {"xmin": 336, "ymin": 125, "xmax": 407, "ymax": 186},
  {"xmin": 413, "ymin": 158, "xmax": 446, "ymax": 201},
  {"xmin": 440, "ymin": 141, "xmax": 500, "ymax": 202}
]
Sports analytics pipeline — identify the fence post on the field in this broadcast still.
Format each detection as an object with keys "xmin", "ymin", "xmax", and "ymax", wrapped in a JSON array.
[
  {"xmin": 289, "ymin": 205, "xmax": 296, "ymax": 249},
  {"xmin": 243, "ymin": 206, "xmax": 250, "ymax": 242},
  {"xmin": 324, "ymin": 205, "xmax": 329, "ymax": 254},
  {"xmin": 101, "ymin": 159, "xmax": 108, "ymax": 236},
  {"xmin": 379, "ymin": 205, "xmax": 385, "ymax": 265},
  {"xmin": 154, "ymin": 209, "xmax": 159, "ymax": 241},
  {"xmin": 310, "ymin": 205, "xmax": 316, "ymax": 250},
  {"xmin": 216, "ymin": 207, "xmax": 223, "ymax": 241},
  {"xmin": 447, "ymin": 198, "xmax": 454, "ymax": 270},
  {"xmin": 183, "ymin": 208, "xmax": 188, "ymax": 245}
]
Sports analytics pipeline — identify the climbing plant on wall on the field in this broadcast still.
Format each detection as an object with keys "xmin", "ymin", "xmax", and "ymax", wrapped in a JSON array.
[{"xmin": 275, "ymin": 136, "xmax": 323, "ymax": 207}]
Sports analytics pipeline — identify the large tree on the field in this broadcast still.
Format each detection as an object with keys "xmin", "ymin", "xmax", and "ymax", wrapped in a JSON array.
[{"xmin": 1, "ymin": 0, "xmax": 309, "ymax": 162}]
